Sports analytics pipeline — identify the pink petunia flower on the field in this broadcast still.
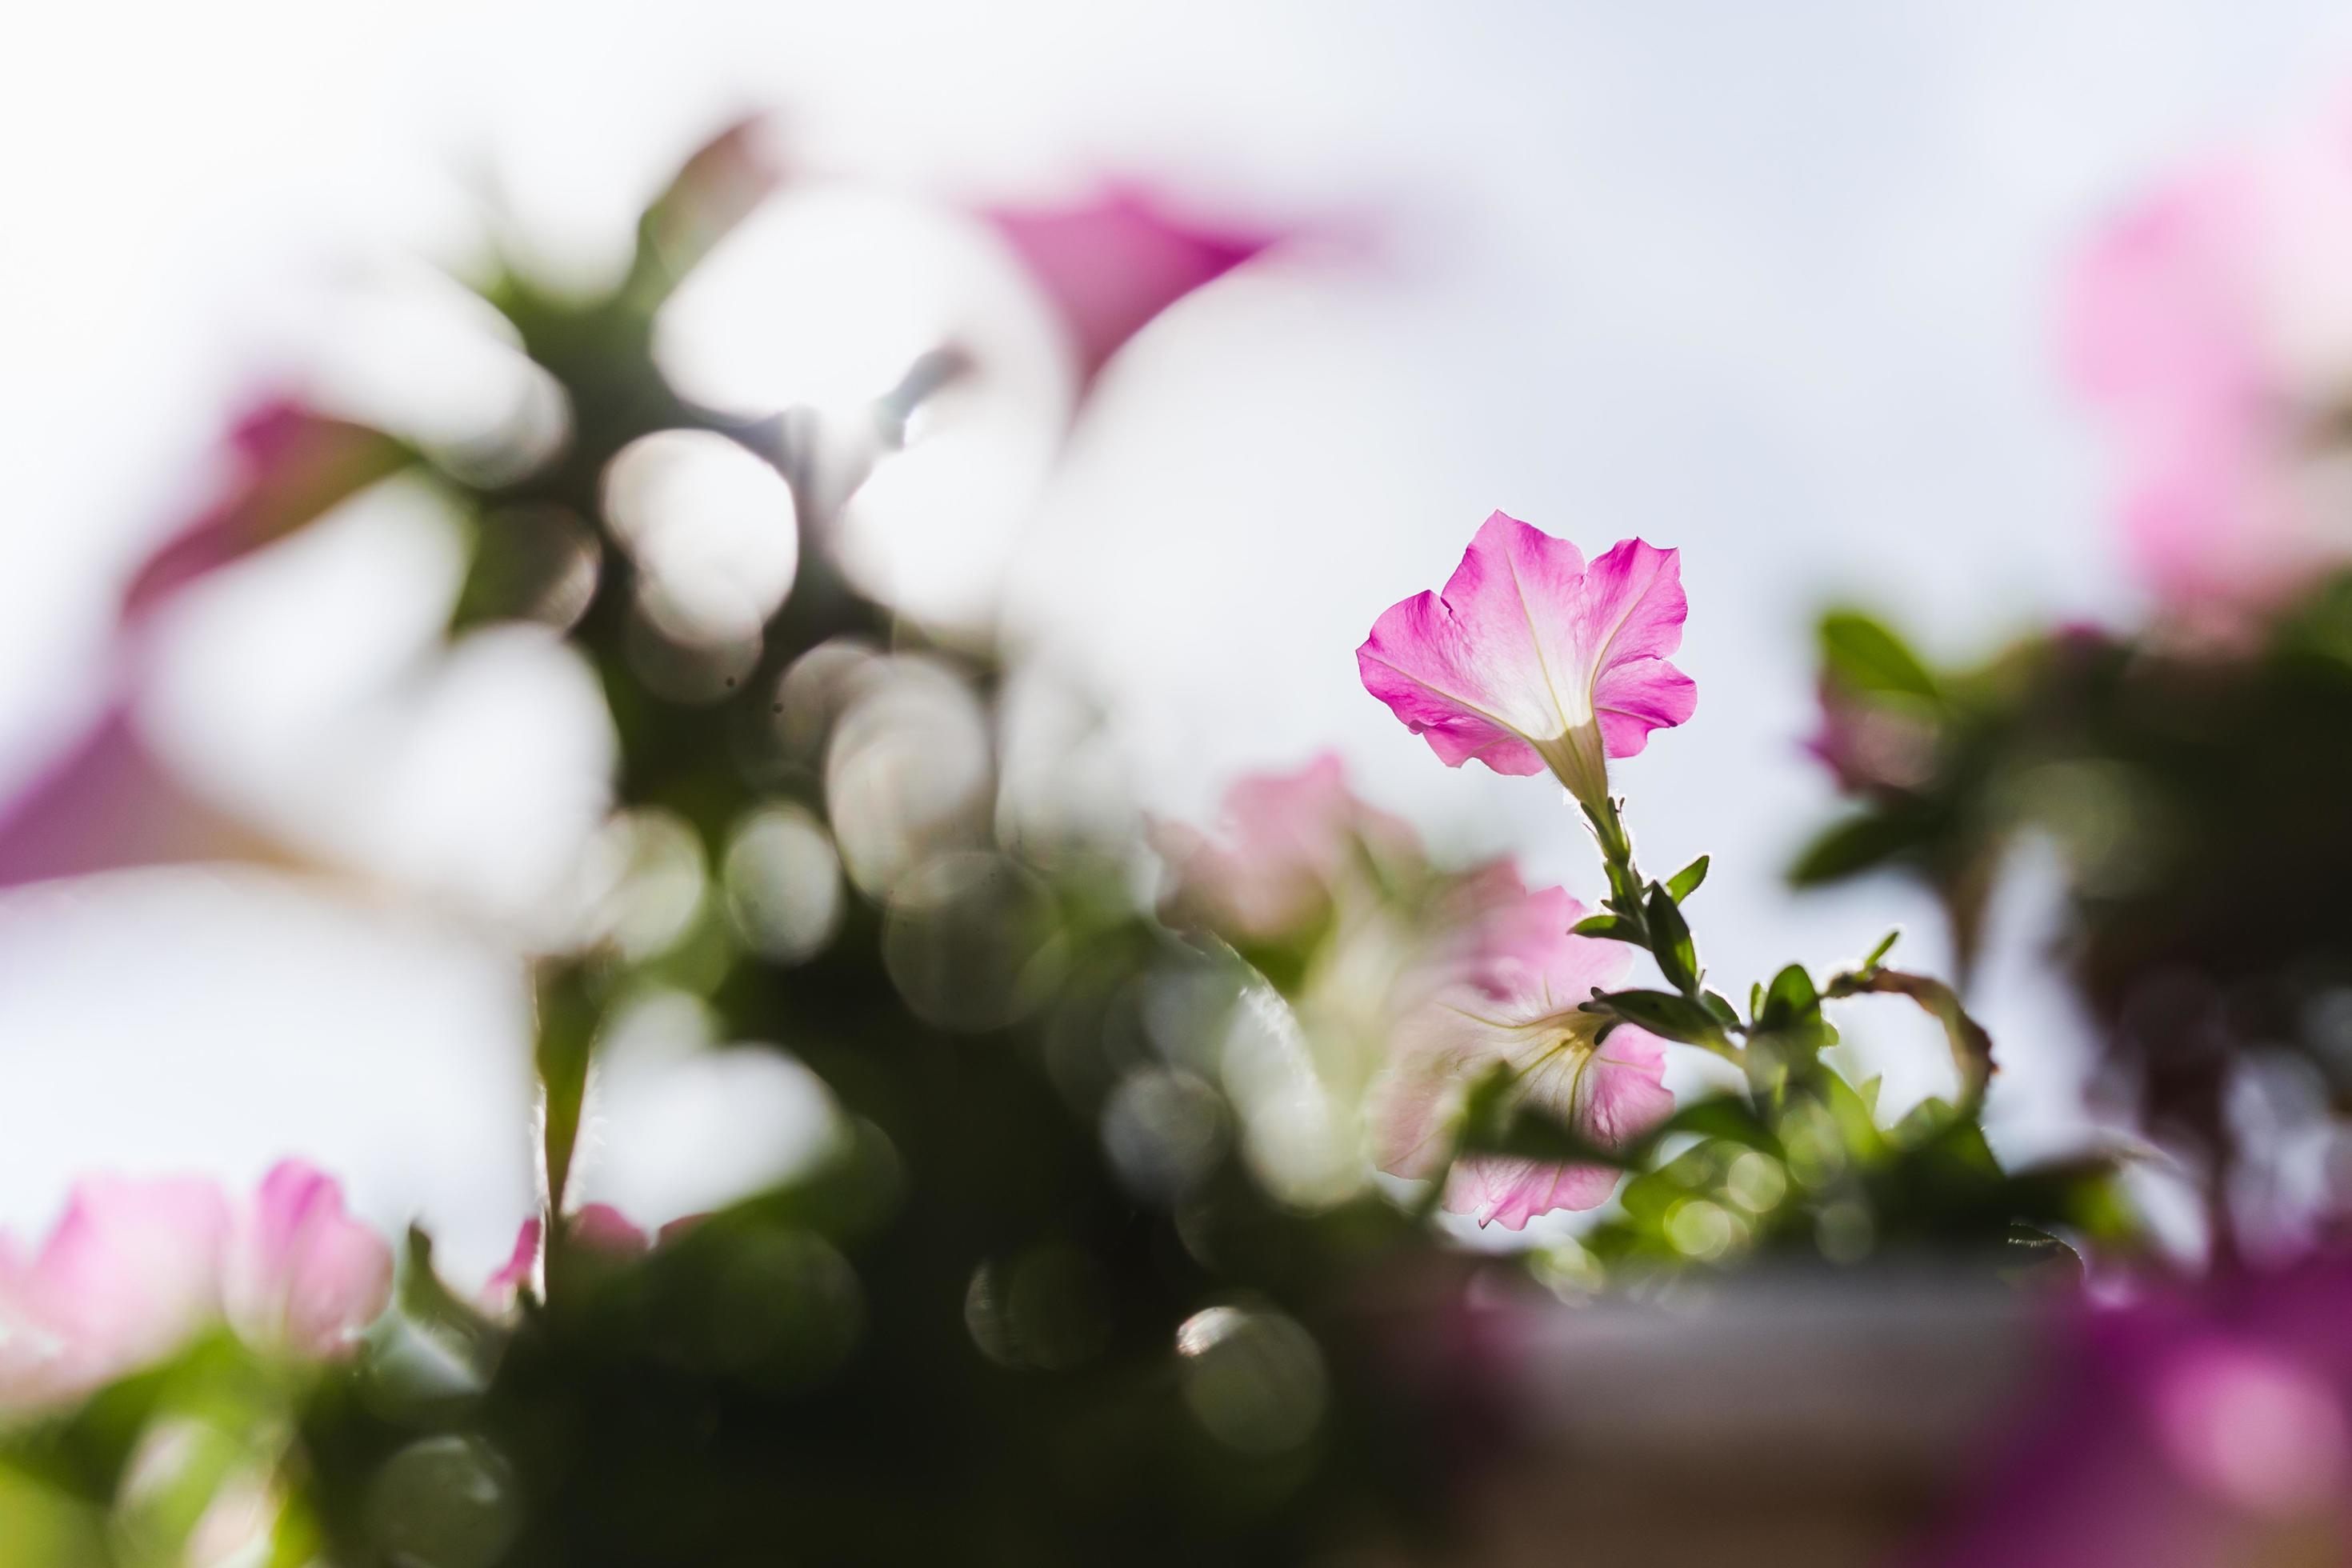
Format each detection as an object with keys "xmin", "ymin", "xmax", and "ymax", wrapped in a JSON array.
[
  {"xmin": 986, "ymin": 186, "xmax": 1278, "ymax": 389},
  {"xmin": 0, "ymin": 1177, "xmax": 232, "ymax": 1407},
  {"xmin": 1155, "ymin": 751, "xmax": 1419, "ymax": 942},
  {"xmin": 2065, "ymin": 98, "xmax": 2352, "ymax": 617},
  {"xmin": 1370, "ymin": 870, "xmax": 1673, "ymax": 1228},
  {"xmin": 223, "ymin": 1161, "xmax": 394, "ymax": 1362},
  {"xmin": 1358, "ymin": 512, "xmax": 1695, "ymax": 812}
]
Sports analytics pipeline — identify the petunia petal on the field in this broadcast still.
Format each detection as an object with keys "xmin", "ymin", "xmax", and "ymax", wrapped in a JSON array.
[
  {"xmin": 1359, "ymin": 514, "xmax": 1693, "ymax": 805},
  {"xmin": 226, "ymin": 1160, "xmax": 393, "ymax": 1361}
]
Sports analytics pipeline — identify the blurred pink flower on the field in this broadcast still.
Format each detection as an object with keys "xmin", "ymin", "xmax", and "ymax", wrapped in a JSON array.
[
  {"xmin": 1358, "ymin": 513, "xmax": 1694, "ymax": 812},
  {"xmin": 986, "ymin": 186, "xmax": 1277, "ymax": 387},
  {"xmin": 0, "ymin": 702, "xmax": 289, "ymax": 891},
  {"xmin": 0, "ymin": 1177, "xmax": 231, "ymax": 1406},
  {"xmin": 0, "ymin": 399, "xmax": 388, "ymax": 894},
  {"xmin": 224, "ymin": 1161, "xmax": 393, "ymax": 1361},
  {"xmin": 2066, "ymin": 101, "xmax": 2352, "ymax": 614},
  {"xmin": 1920, "ymin": 1259, "xmax": 2352, "ymax": 1566},
  {"xmin": 121, "ymin": 398, "xmax": 403, "ymax": 626},
  {"xmin": 1156, "ymin": 751, "xmax": 1418, "ymax": 942},
  {"xmin": 1371, "ymin": 870, "xmax": 1671, "ymax": 1227}
]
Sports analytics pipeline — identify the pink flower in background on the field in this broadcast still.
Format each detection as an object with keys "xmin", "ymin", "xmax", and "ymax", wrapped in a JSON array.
[
  {"xmin": 120, "ymin": 398, "xmax": 404, "ymax": 626},
  {"xmin": 0, "ymin": 398, "xmax": 385, "ymax": 894},
  {"xmin": 1358, "ymin": 513, "xmax": 1694, "ymax": 812},
  {"xmin": 1921, "ymin": 1259, "xmax": 2352, "ymax": 1566},
  {"xmin": 0, "ymin": 1164, "xmax": 393, "ymax": 1406},
  {"xmin": 1156, "ymin": 751, "xmax": 1418, "ymax": 941},
  {"xmin": 0, "ymin": 703, "xmax": 290, "ymax": 892},
  {"xmin": 0, "ymin": 1178, "xmax": 230, "ymax": 1406},
  {"xmin": 1371, "ymin": 870, "xmax": 1671, "ymax": 1227},
  {"xmin": 224, "ymin": 1161, "xmax": 393, "ymax": 1361},
  {"xmin": 986, "ymin": 186, "xmax": 1278, "ymax": 388},
  {"xmin": 2066, "ymin": 99, "xmax": 2352, "ymax": 614}
]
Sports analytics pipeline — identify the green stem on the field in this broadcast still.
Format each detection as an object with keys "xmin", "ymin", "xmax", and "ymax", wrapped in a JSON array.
[{"xmin": 533, "ymin": 960, "xmax": 602, "ymax": 1250}]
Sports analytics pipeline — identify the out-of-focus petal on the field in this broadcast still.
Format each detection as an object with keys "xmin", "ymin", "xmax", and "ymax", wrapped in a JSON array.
[
  {"xmin": 986, "ymin": 186, "xmax": 1277, "ymax": 386},
  {"xmin": 1358, "ymin": 514, "xmax": 1694, "ymax": 807},
  {"xmin": 0, "ymin": 703, "xmax": 290, "ymax": 892},
  {"xmin": 225, "ymin": 1160, "xmax": 393, "ymax": 1361},
  {"xmin": 1370, "ymin": 873, "xmax": 1670, "ymax": 1226},
  {"xmin": 0, "ymin": 1177, "xmax": 232, "ymax": 1404},
  {"xmin": 1158, "ymin": 751, "xmax": 1419, "ymax": 941},
  {"xmin": 479, "ymin": 1218, "xmax": 542, "ymax": 1317},
  {"xmin": 569, "ymin": 1204, "xmax": 650, "ymax": 1255},
  {"xmin": 121, "ymin": 400, "xmax": 406, "ymax": 626}
]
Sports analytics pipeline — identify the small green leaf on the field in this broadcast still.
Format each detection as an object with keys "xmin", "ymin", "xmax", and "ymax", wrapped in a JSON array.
[
  {"xmin": 1665, "ymin": 855, "xmax": 1710, "ymax": 903},
  {"xmin": 1856, "ymin": 1074, "xmax": 1883, "ymax": 1118},
  {"xmin": 1590, "ymin": 988, "xmax": 1720, "ymax": 1043},
  {"xmin": 1643, "ymin": 883, "xmax": 1699, "ymax": 992},
  {"xmin": 1758, "ymin": 963, "xmax": 1819, "ymax": 1031},
  {"xmin": 1702, "ymin": 990, "xmax": 1742, "ymax": 1029},
  {"xmin": 1573, "ymin": 914, "xmax": 1639, "ymax": 941},
  {"xmin": 1862, "ymin": 928, "xmax": 1902, "ymax": 970},
  {"xmin": 1749, "ymin": 982, "xmax": 1764, "ymax": 1018},
  {"xmin": 1819, "ymin": 610, "xmax": 1939, "ymax": 700}
]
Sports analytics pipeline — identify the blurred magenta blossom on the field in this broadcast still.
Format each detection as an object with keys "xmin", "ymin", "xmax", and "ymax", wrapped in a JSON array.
[
  {"xmin": 1358, "ymin": 513, "xmax": 1694, "ymax": 813},
  {"xmin": 0, "ymin": 1162, "xmax": 388, "ymax": 1408},
  {"xmin": 0, "ymin": 399, "xmax": 374, "ymax": 894},
  {"xmin": 2067, "ymin": 98, "xmax": 2352, "ymax": 617},
  {"xmin": 1924, "ymin": 1260, "xmax": 2352, "ymax": 1566},
  {"xmin": 121, "ymin": 398, "xmax": 401, "ymax": 626},
  {"xmin": 1154, "ymin": 750, "xmax": 1417, "ymax": 942},
  {"xmin": 1371, "ymin": 867, "xmax": 1672, "ymax": 1227},
  {"xmin": 986, "ymin": 186, "xmax": 1278, "ymax": 388}
]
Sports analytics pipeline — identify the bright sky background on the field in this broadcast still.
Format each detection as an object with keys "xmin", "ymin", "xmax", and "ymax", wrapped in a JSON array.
[{"xmin": 6, "ymin": 0, "xmax": 2351, "ymax": 1274}]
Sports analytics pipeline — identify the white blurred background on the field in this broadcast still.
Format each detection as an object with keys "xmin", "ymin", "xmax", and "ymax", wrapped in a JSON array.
[{"xmin": 6, "ymin": 0, "xmax": 2349, "ymax": 1275}]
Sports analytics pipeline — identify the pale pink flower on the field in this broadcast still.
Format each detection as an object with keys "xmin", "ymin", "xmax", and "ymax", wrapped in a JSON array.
[
  {"xmin": 223, "ymin": 1161, "xmax": 393, "ymax": 1361},
  {"xmin": 1371, "ymin": 870, "xmax": 1672, "ymax": 1228},
  {"xmin": 986, "ymin": 186, "xmax": 1277, "ymax": 387},
  {"xmin": 1358, "ymin": 513, "xmax": 1694, "ymax": 812},
  {"xmin": 2066, "ymin": 100, "xmax": 2352, "ymax": 614},
  {"xmin": 0, "ymin": 1178, "xmax": 231, "ymax": 1406},
  {"xmin": 1157, "ymin": 751, "xmax": 1418, "ymax": 941}
]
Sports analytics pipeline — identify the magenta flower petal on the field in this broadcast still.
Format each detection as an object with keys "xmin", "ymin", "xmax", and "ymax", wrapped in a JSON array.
[
  {"xmin": 1358, "ymin": 514, "xmax": 1694, "ymax": 809},
  {"xmin": 480, "ymin": 1218, "xmax": 542, "ymax": 1315},
  {"xmin": 225, "ymin": 1160, "xmax": 393, "ymax": 1361},
  {"xmin": 1372, "ymin": 872, "xmax": 1673, "ymax": 1226},
  {"xmin": 986, "ymin": 186, "xmax": 1276, "ymax": 386}
]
